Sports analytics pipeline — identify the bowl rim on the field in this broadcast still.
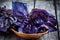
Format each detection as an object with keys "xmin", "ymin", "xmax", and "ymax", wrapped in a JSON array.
[
  {"xmin": 11, "ymin": 28, "xmax": 48, "ymax": 35},
  {"xmin": 11, "ymin": 28, "xmax": 48, "ymax": 39}
]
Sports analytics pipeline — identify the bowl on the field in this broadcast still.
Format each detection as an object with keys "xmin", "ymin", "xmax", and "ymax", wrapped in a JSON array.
[{"xmin": 11, "ymin": 28, "xmax": 48, "ymax": 39}]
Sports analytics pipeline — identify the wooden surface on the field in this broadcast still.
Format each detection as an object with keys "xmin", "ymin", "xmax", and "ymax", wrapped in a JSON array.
[{"xmin": 0, "ymin": 31, "xmax": 58, "ymax": 40}]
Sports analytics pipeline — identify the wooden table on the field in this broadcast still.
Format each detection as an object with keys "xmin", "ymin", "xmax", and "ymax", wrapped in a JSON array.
[{"xmin": 0, "ymin": 31, "xmax": 58, "ymax": 40}]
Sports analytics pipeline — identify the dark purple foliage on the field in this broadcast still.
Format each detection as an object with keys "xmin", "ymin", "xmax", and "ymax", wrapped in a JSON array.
[
  {"xmin": 16, "ymin": 8, "xmax": 57, "ymax": 34},
  {"xmin": 0, "ymin": 2, "xmax": 57, "ymax": 34}
]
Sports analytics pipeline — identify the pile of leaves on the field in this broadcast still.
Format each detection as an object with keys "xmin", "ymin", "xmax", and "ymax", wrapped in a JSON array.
[
  {"xmin": 15, "ymin": 9, "xmax": 57, "ymax": 34},
  {"xmin": 0, "ymin": 6, "xmax": 57, "ymax": 34}
]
